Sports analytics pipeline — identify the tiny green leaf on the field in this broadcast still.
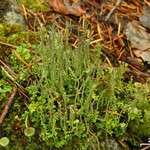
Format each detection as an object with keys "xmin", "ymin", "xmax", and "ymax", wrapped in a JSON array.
[
  {"xmin": 0, "ymin": 137, "xmax": 9, "ymax": 147},
  {"xmin": 24, "ymin": 127, "xmax": 35, "ymax": 137}
]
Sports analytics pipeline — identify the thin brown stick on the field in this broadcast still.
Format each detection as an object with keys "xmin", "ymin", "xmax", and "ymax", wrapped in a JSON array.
[
  {"xmin": 18, "ymin": 88, "xmax": 30, "ymax": 101},
  {"xmin": 0, "ymin": 41, "xmax": 30, "ymax": 67},
  {"xmin": 0, "ymin": 41, "xmax": 18, "ymax": 49},
  {"xmin": 141, "ymin": 145, "xmax": 150, "ymax": 150},
  {"xmin": 105, "ymin": 0, "xmax": 122, "ymax": 21},
  {"xmin": 0, "ymin": 87, "xmax": 17, "ymax": 125},
  {"xmin": 8, "ymin": 80, "xmax": 30, "ymax": 101},
  {"xmin": 0, "ymin": 59, "xmax": 19, "ymax": 78}
]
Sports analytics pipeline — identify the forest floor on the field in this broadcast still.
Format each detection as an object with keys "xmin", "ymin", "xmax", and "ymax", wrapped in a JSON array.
[
  {"xmin": 0, "ymin": 0, "xmax": 150, "ymax": 149},
  {"xmin": 22, "ymin": 0, "xmax": 150, "ymax": 83}
]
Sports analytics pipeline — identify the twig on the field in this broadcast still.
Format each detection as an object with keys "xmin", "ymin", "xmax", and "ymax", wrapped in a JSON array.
[
  {"xmin": 0, "ymin": 41, "xmax": 18, "ymax": 49},
  {"xmin": 0, "ymin": 41, "xmax": 30, "ymax": 67},
  {"xmin": 141, "ymin": 145, "xmax": 150, "ymax": 150},
  {"xmin": 0, "ymin": 87, "xmax": 17, "ymax": 125},
  {"xmin": 1, "ymin": 66, "xmax": 25, "ymax": 91},
  {"xmin": 105, "ymin": 0, "xmax": 122, "ymax": 21},
  {"xmin": 0, "ymin": 59, "xmax": 18, "ymax": 78},
  {"xmin": 8, "ymin": 79, "xmax": 30, "ymax": 101}
]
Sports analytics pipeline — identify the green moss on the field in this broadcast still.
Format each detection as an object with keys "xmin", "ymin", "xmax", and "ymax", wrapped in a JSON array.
[
  {"xmin": 0, "ymin": 22, "xmax": 150, "ymax": 149},
  {"xmin": 16, "ymin": 0, "xmax": 48, "ymax": 11}
]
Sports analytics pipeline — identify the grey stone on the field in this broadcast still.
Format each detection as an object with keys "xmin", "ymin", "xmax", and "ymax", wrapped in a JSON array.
[
  {"xmin": 0, "ymin": 0, "xmax": 27, "ymax": 29},
  {"xmin": 0, "ymin": 0, "xmax": 11, "ymax": 16},
  {"xmin": 100, "ymin": 138, "xmax": 126, "ymax": 150}
]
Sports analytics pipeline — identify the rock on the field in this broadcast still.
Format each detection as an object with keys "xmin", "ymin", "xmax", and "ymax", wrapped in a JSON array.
[
  {"xmin": 4, "ymin": 10, "xmax": 26, "ymax": 27},
  {"xmin": 0, "ymin": 0, "xmax": 11, "ymax": 16},
  {"xmin": 0, "ymin": 0, "xmax": 27, "ymax": 29},
  {"xmin": 100, "ymin": 138, "xmax": 126, "ymax": 150}
]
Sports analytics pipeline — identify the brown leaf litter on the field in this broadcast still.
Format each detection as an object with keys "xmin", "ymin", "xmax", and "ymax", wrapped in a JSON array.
[{"xmin": 2, "ymin": 0, "xmax": 150, "ymax": 83}]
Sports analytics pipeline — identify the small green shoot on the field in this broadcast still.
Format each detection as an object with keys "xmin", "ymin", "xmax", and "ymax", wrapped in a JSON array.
[
  {"xmin": 24, "ymin": 127, "xmax": 35, "ymax": 137},
  {"xmin": 0, "ymin": 137, "xmax": 10, "ymax": 147},
  {"xmin": 24, "ymin": 115, "xmax": 35, "ymax": 137}
]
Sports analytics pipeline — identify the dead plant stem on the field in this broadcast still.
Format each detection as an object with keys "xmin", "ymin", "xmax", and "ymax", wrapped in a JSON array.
[
  {"xmin": 105, "ymin": 0, "xmax": 122, "ymax": 21},
  {"xmin": 0, "ymin": 87, "xmax": 17, "ymax": 125}
]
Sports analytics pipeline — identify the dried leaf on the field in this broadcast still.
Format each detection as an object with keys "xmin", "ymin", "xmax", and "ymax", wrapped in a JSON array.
[
  {"xmin": 134, "ymin": 49, "xmax": 150, "ymax": 62},
  {"xmin": 49, "ymin": 0, "xmax": 86, "ymax": 16},
  {"xmin": 126, "ymin": 56, "xmax": 144, "ymax": 69},
  {"xmin": 140, "ymin": 50, "xmax": 150, "ymax": 62},
  {"xmin": 124, "ymin": 21, "xmax": 150, "ymax": 50},
  {"xmin": 139, "ymin": 14, "xmax": 150, "ymax": 29},
  {"xmin": 85, "ymin": 0, "xmax": 101, "ymax": 8},
  {"xmin": 124, "ymin": 21, "xmax": 150, "ymax": 62}
]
